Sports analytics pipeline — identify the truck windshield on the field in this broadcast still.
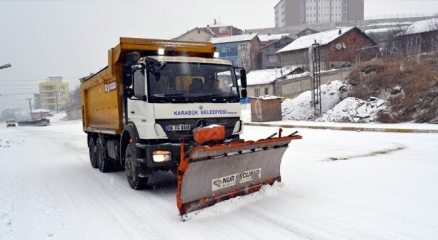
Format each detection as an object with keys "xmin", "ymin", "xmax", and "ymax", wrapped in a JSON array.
[{"xmin": 148, "ymin": 62, "xmax": 239, "ymax": 103}]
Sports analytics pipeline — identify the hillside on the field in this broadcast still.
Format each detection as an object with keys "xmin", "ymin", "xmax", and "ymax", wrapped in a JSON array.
[{"xmin": 346, "ymin": 56, "xmax": 438, "ymax": 123}]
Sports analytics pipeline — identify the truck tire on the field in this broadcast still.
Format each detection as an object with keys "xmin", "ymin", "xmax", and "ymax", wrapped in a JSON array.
[
  {"xmin": 88, "ymin": 138, "xmax": 98, "ymax": 168},
  {"xmin": 96, "ymin": 138, "xmax": 112, "ymax": 173},
  {"xmin": 125, "ymin": 143, "xmax": 148, "ymax": 190}
]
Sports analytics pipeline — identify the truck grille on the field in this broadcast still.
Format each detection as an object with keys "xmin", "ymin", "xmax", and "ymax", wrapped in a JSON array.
[{"xmin": 155, "ymin": 117, "xmax": 240, "ymax": 142}]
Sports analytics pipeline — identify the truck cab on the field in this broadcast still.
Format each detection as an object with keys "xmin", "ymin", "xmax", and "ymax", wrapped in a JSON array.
[{"xmin": 125, "ymin": 55, "xmax": 243, "ymax": 143}]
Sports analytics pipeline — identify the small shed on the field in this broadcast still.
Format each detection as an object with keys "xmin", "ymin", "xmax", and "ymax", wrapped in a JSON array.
[{"xmin": 250, "ymin": 96, "xmax": 282, "ymax": 122}]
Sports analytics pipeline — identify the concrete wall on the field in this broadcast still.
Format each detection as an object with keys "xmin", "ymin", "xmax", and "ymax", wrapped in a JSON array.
[
  {"xmin": 276, "ymin": 68, "xmax": 352, "ymax": 99},
  {"xmin": 246, "ymin": 68, "xmax": 352, "ymax": 99}
]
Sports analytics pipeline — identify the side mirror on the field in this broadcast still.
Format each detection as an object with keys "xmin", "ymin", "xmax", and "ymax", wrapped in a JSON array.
[
  {"xmin": 123, "ymin": 52, "xmax": 140, "ymax": 88},
  {"xmin": 123, "ymin": 65, "xmax": 133, "ymax": 86},
  {"xmin": 241, "ymin": 89, "xmax": 247, "ymax": 98},
  {"xmin": 240, "ymin": 68, "xmax": 247, "ymax": 88}
]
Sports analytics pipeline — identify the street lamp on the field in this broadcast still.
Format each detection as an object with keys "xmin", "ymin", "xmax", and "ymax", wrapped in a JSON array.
[{"xmin": 0, "ymin": 63, "xmax": 12, "ymax": 69}]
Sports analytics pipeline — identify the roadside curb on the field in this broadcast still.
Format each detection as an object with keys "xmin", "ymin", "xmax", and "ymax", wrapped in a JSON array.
[{"xmin": 244, "ymin": 122, "xmax": 438, "ymax": 134}]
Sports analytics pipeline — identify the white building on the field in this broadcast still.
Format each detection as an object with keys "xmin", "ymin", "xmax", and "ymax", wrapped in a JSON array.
[{"xmin": 275, "ymin": 0, "xmax": 364, "ymax": 27}]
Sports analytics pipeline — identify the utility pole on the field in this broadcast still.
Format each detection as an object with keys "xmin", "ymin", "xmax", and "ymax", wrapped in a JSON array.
[
  {"xmin": 26, "ymin": 98, "xmax": 33, "ymax": 120},
  {"xmin": 309, "ymin": 43, "xmax": 322, "ymax": 116}
]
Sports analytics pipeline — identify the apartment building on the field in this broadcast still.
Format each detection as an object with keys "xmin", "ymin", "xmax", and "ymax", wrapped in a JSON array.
[
  {"xmin": 275, "ymin": 0, "xmax": 364, "ymax": 27},
  {"xmin": 211, "ymin": 34, "xmax": 261, "ymax": 71},
  {"xmin": 39, "ymin": 76, "xmax": 69, "ymax": 112}
]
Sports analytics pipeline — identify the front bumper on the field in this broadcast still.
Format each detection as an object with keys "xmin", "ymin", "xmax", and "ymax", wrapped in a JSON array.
[{"xmin": 134, "ymin": 142, "xmax": 184, "ymax": 169}]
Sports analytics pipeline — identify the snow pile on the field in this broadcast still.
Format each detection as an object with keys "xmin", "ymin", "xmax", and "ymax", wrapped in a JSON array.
[
  {"xmin": 316, "ymin": 97, "xmax": 387, "ymax": 123},
  {"xmin": 48, "ymin": 112, "xmax": 67, "ymax": 123},
  {"xmin": 282, "ymin": 80, "xmax": 344, "ymax": 120}
]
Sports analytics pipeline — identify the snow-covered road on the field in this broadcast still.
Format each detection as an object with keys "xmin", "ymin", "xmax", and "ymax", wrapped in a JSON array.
[{"xmin": 1, "ymin": 120, "xmax": 437, "ymax": 240}]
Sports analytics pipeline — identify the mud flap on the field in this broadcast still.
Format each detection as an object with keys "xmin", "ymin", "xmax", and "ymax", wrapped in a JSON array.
[{"xmin": 176, "ymin": 135, "xmax": 301, "ymax": 216}]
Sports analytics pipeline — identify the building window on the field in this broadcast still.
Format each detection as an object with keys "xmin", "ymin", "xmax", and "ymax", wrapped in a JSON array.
[
  {"xmin": 241, "ymin": 44, "xmax": 248, "ymax": 52},
  {"xmin": 255, "ymin": 88, "xmax": 260, "ymax": 97},
  {"xmin": 219, "ymin": 27, "xmax": 227, "ymax": 34},
  {"xmin": 264, "ymin": 88, "xmax": 269, "ymax": 95},
  {"xmin": 268, "ymin": 55, "xmax": 278, "ymax": 63}
]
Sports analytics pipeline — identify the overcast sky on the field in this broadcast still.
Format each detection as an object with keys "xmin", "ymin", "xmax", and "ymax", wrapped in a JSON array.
[{"xmin": 0, "ymin": 0, "xmax": 437, "ymax": 111}]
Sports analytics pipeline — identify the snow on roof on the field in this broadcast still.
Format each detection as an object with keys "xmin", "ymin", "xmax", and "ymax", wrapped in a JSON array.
[
  {"xmin": 256, "ymin": 95, "xmax": 283, "ymax": 100},
  {"xmin": 31, "ymin": 109, "xmax": 50, "ymax": 113},
  {"xmin": 277, "ymin": 27, "xmax": 355, "ymax": 53},
  {"xmin": 368, "ymin": 21, "xmax": 412, "ymax": 27},
  {"xmin": 246, "ymin": 66, "xmax": 301, "ymax": 86},
  {"xmin": 210, "ymin": 33, "xmax": 258, "ymax": 44},
  {"xmin": 258, "ymin": 33, "xmax": 289, "ymax": 42},
  {"xmin": 403, "ymin": 18, "xmax": 438, "ymax": 35},
  {"xmin": 365, "ymin": 28, "xmax": 393, "ymax": 35}
]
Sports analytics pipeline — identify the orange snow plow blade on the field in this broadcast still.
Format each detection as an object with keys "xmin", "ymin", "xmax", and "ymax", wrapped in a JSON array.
[{"xmin": 176, "ymin": 131, "xmax": 302, "ymax": 216}]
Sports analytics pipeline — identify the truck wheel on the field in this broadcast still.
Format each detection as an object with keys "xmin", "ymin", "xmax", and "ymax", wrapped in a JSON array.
[
  {"xmin": 96, "ymin": 138, "xmax": 112, "ymax": 172},
  {"xmin": 88, "ymin": 138, "xmax": 98, "ymax": 168},
  {"xmin": 125, "ymin": 143, "xmax": 148, "ymax": 190}
]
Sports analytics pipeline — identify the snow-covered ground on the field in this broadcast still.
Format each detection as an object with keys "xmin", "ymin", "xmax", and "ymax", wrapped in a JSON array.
[
  {"xmin": 282, "ymin": 80, "xmax": 344, "ymax": 121},
  {"xmin": 1, "ymin": 120, "xmax": 438, "ymax": 240},
  {"xmin": 279, "ymin": 80, "xmax": 388, "ymax": 123},
  {"xmin": 317, "ymin": 97, "xmax": 387, "ymax": 123}
]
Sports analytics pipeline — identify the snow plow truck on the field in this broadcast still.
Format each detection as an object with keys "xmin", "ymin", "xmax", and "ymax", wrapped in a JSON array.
[{"xmin": 80, "ymin": 37, "xmax": 301, "ymax": 216}]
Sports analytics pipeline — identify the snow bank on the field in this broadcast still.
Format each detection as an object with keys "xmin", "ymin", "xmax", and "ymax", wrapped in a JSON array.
[
  {"xmin": 48, "ymin": 112, "xmax": 67, "ymax": 123},
  {"xmin": 282, "ymin": 80, "xmax": 344, "ymax": 120},
  {"xmin": 317, "ymin": 97, "xmax": 387, "ymax": 123}
]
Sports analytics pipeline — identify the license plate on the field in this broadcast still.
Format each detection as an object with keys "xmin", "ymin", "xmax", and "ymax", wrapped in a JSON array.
[{"xmin": 166, "ymin": 124, "xmax": 191, "ymax": 132}]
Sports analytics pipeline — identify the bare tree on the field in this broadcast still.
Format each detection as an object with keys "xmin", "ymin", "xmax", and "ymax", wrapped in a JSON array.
[{"xmin": 380, "ymin": 24, "xmax": 408, "ymax": 57}]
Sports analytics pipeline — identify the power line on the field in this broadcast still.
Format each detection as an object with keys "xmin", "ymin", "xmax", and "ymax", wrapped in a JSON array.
[
  {"xmin": 0, "ymin": 93, "xmax": 34, "ymax": 96},
  {"xmin": 0, "ymin": 76, "xmax": 84, "ymax": 82}
]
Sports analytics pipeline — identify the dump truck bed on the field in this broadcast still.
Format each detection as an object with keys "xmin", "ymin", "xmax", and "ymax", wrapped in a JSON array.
[{"xmin": 81, "ymin": 67, "xmax": 122, "ymax": 134}]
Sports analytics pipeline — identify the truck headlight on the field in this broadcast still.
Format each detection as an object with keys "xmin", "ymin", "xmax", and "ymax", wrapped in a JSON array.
[{"xmin": 152, "ymin": 151, "xmax": 172, "ymax": 162}]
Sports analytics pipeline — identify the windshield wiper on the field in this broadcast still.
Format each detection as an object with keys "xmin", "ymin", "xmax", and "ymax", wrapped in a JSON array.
[{"xmin": 154, "ymin": 93, "xmax": 185, "ymax": 97}]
